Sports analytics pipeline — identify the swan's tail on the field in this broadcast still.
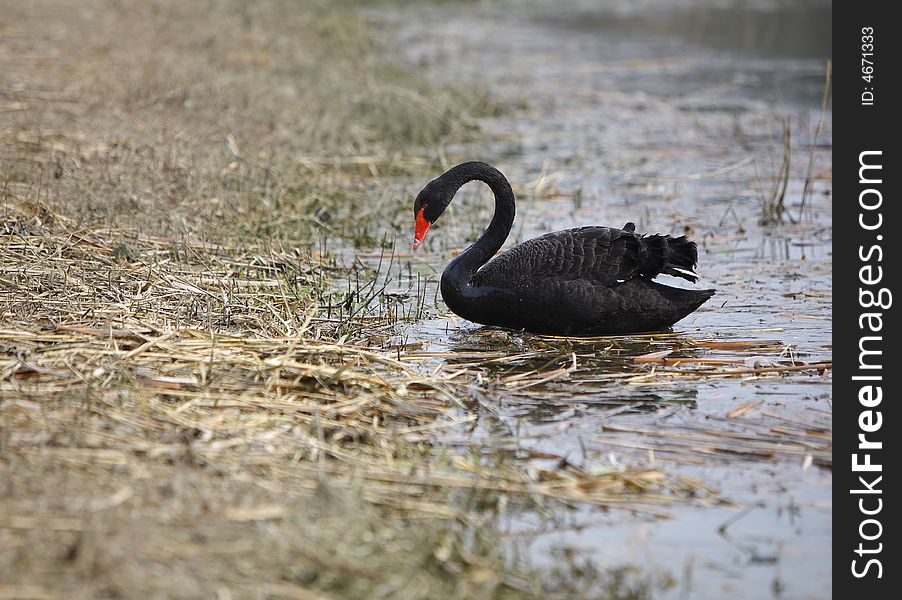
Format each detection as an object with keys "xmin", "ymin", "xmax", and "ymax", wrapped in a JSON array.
[{"xmin": 640, "ymin": 234, "xmax": 700, "ymax": 283}]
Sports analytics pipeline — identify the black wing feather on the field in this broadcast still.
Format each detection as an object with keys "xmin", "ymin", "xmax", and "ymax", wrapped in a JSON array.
[{"xmin": 475, "ymin": 225, "xmax": 698, "ymax": 287}]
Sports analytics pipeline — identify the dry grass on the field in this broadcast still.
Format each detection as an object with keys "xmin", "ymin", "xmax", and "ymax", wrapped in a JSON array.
[
  {"xmin": 756, "ymin": 61, "xmax": 832, "ymax": 226},
  {"xmin": 1, "ymin": 0, "xmax": 491, "ymax": 244}
]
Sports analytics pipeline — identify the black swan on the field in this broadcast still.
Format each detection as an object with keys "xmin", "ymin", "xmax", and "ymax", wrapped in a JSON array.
[{"xmin": 411, "ymin": 162, "xmax": 714, "ymax": 335}]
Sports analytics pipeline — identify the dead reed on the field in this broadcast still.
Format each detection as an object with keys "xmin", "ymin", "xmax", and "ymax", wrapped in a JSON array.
[{"xmin": 1, "ymin": 203, "xmax": 714, "ymax": 598}]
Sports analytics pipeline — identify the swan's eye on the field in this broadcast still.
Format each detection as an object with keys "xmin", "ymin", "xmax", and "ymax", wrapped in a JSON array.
[{"xmin": 414, "ymin": 198, "xmax": 428, "ymax": 219}]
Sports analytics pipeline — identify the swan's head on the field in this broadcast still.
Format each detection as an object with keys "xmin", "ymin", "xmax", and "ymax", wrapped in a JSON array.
[{"xmin": 411, "ymin": 177, "xmax": 453, "ymax": 250}]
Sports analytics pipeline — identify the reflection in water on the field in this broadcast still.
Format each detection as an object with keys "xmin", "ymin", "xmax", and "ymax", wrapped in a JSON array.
[
  {"xmin": 550, "ymin": 3, "xmax": 831, "ymax": 60},
  {"xmin": 424, "ymin": 326, "xmax": 713, "ymax": 425},
  {"xmin": 517, "ymin": 390, "xmax": 699, "ymax": 424}
]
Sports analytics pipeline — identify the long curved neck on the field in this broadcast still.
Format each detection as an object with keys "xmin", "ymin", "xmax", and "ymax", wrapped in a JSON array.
[{"xmin": 443, "ymin": 162, "xmax": 516, "ymax": 282}]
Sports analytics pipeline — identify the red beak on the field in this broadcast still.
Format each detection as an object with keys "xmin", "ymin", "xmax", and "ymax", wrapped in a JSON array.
[{"xmin": 413, "ymin": 207, "xmax": 430, "ymax": 250}]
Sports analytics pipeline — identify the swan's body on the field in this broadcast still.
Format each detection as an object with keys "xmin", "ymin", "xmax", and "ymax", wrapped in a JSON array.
[{"xmin": 413, "ymin": 162, "xmax": 714, "ymax": 335}]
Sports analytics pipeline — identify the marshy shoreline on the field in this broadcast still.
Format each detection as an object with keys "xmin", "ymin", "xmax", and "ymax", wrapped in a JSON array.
[{"xmin": 2, "ymin": 1, "xmax": 832, "ymax": 598}]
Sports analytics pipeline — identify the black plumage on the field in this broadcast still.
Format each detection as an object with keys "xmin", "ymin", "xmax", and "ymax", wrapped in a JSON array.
[{"xmin": 413, "ymin": 162, "xmax": 714, "ymax": 335}]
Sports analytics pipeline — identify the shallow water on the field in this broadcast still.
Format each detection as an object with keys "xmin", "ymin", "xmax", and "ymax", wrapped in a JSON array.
[{"xmin": 368, "ymin": 1, "xmax": 832, "ymax": 597}]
